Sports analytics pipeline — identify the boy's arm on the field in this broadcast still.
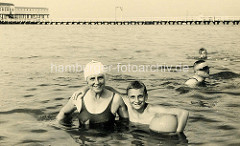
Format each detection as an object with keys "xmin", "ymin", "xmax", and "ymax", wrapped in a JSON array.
[
  {"xmin": 149, "ymin": 105, "xmax": 189, "ymax": 133},
  {"xmin": 71, "ymin": 86, "xmax": 89, "ymax": 100},
  {"xmin": 105, "ymin": 86, "xmax": 126, "ymax": 96},
  {"xmin": 174, "ymin": 108, "xmax": 189, "ymax": 132}
]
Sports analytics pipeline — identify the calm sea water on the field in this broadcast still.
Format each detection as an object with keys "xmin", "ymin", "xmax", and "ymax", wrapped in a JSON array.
[{"xmin": 0, "ymin": 25, "xmax": 240, "ymax": 145}]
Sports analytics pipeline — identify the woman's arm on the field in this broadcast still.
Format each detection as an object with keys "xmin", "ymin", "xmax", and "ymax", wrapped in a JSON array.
[
  {"xmin": 113, "ymin": 94, "xmax": 129, "ymax": 120},
  {"xmin": 56, "ymin": 98, "xmax": 77, "ymax": 126},
  {"xmin": 71, "ymin": 86, "xmax": 89, "ymax": 100},
  {"xmin": 56, "ymin": 86, "xmax": 89, "ymax": 125}
]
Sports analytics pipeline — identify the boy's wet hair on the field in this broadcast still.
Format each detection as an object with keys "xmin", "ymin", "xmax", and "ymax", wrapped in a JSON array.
[
  {"xmin": 199, "ymin": 48, "xmax": 207, "ymax": 54},
  {"xmin": 126, "ymin": 81, "xmax": 148, "ymax": 95}
]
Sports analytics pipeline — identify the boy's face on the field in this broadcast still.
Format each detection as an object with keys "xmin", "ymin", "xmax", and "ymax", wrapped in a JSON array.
[{"xmin": 128, "ymin": 88, "xmax": 147, "ymax": 111}]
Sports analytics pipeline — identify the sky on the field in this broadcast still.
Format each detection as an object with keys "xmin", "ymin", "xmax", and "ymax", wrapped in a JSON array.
[{"xmin": 1, "ymin": 0, "xmax": 240, "ymax": 19}]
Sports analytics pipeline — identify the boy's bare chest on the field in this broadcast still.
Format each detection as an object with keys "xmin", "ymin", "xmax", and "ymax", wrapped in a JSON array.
[{"xmin": 129, "ymin": 109, "xmax": 155, "ymax": 124}]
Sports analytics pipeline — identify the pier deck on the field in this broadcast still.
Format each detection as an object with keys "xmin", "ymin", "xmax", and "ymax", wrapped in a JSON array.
[{"xmin": 1, "ymin": 16, "xmax": 240, "ymax": 25}]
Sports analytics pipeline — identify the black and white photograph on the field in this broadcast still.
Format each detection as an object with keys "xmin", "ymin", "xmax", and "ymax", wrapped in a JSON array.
[{"xmin": 0, "ymin": 0, "xmax": 240, "ymax": 145}]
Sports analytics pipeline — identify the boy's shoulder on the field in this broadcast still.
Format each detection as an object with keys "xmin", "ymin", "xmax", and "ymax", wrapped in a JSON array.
[
  {"xmin": 147, "ymin": 104, "xmax": 167, "ymax": 112},
  {"xmin": 185, "ymin": 78, "xmax": 198, "ymax": 88}
]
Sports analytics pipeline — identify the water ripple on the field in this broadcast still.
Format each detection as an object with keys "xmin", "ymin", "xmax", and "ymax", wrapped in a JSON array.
[
  {"xmin": 225, "ymin": 104, "xmax": 240, "ymax": 107},
  {"xmin": 190, "ymin": 100, "xmax": 218, "ymax": 108},
  {"xmin": 20, "ymin": 139, "xmax": 44, "ymax": 144},
  {"xmin": 228, "ymin": 142, "xmax": 240, "ymax": 146},
  {"xmin": 0, "ymin": 136, "xmax": 6, "ymax": 141},
  {"xmin": 37, "ymin": 114, "xmax": 56, "ymax": 121},
  {"xmin": 0, "ymin": 109, "xmax": 44, "ymax": 117},
  {"xmin": 26, "ymin": 88, "xmax": 37, "ymax": 91},
  {"xmin": 41, "ymin": 100, "xmax": 50, "ymax": 103},
  {"xmin": 53, "ymin": 83, "xmax": 68, "ymax": 86},
  {"xmin": 190, "ymin": 116, "xmax": 219, "ymax": 123},
  {"xmin": 203, "ymin": 91, "xmax": 240, "ymax": 96},
  {"xmin": 210, "ymin": 71, "xmax": 240, "ymax": 80},
  {"xmin": 38, "ymin": 84, "xmax": 51, "ymax": 87},
  {"xmin": 68, "ymin": 85, "xmax": 82, "ymax": 88},
  {"xmin": 30, "ymin": 129, "xmax": 48, "ymax": 133},
  {"xmin": 23, "ymin": 95, "xmax": 34, "ymax": 98},
  {"xmin": 216, "ymin": 125, "xmax": 236, "ymax": 130},
  {"xmin": 53, "ymin": 88, "xmax": 64, "ymax": 91}
]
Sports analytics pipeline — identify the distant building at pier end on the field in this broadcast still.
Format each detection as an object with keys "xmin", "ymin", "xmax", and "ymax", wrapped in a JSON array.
[{"xmin": 0, "ymin": 2, "xmax": 49, "ymax": 20}]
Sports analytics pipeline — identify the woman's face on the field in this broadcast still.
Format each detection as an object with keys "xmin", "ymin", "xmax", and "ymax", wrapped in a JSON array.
[{"xmin": 86, "ymin": 73, "xmax": 105, "ymax": 93}]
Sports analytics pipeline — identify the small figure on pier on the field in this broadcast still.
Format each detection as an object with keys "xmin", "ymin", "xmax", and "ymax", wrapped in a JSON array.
[
  {"xmin": 185, "ymin": 60, "xmax": 210, "ymax": 88},
  {"xmin": 199, "ymin": 48, "xmax": 208, "ymax": 60}
]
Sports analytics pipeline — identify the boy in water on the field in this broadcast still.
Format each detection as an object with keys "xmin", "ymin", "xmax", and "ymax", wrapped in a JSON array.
[
  {"xmin": 185, "ymin": 60, "xmax": 210, "ymax": 88},
  {"xmin": 73, "ymin": 81, "xmax": 189, "ymax": 133},
  {"xmin": 121, "ymin": 81, "xmax": 188, "ymax": 133}
]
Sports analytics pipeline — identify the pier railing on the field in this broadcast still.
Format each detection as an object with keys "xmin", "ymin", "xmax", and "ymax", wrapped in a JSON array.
[
  {"xmin": 42, "ymin": 16, "xmax": 240, "ymax": 22},
  {"xmin": 1, "ymin": 16, "xmax": 240, "ymax": 25}
]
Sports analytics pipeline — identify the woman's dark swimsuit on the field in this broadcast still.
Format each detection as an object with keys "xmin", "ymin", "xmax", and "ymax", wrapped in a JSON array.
[{"xmin": 77, "ymin": 92, "xmax": 116, "ymax": 128}]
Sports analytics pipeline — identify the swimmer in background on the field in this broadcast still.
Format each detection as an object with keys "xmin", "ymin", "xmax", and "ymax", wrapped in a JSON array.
[
  {"xmin": 186, "ymin": 48, "xmax": 208, "ymax": 60},
  {"xmin": 199, "ymin": 48, "xmax": 208, "ymax": 60},
  {"xmin": 74, "ymin": 81, "xmax": 189, "ymax": 133},
  {"xmin": 185, "ymin": 60, "xmax": 210, "ymax": 88}
]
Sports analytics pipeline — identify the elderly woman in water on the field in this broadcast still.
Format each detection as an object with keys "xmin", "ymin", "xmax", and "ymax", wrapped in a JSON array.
[{"xmin": 56, "ymin": 60, "xmax": 128, "ymax": 127}]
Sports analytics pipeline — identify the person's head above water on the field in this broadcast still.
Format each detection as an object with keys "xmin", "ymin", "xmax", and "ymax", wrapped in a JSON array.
[
  {"xmin": 126, "ymin": 81, "xmax": 148, "ymax": 112},
  {"xmin": 193, "ymin": 60, "xmax": 210, "ymax": 77},
  {"xmin": 127, "ymin": 80, "xmax": 148, "ymax": 95},
  {"xmin": 199, "ymin": 48, "xmax": 207, "ymax": 54},
  {"xmin": 199, "ymin": 48, "xmax": 207, "ymax": 59},
  {"xmin": 84, "ymin": 60, "xmax": 106, "ymax": 93},
  {"xmin": 84, "ymin": 60, "xmax": 106, "ymax": 80}
]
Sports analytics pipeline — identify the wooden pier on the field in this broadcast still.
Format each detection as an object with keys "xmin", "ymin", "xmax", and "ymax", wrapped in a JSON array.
[{"xmin": 1, "ymin": 16, "xmax": 240, "ymax": 25}]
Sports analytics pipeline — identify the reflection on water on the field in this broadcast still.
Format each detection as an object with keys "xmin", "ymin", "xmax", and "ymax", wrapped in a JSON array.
[
  {"xmin": 54, "ymin": 122, "xmax": 188, "ymax": 145},
  {"xmin": 0, "ymin": 25, "xmax": 240, "ymax": 145}
]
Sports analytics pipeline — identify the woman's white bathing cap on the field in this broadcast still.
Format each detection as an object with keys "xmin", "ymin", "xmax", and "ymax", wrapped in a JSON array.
[{"xmin": 84, "ymin": 60, "xmax": 106, "ymax": 80}]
